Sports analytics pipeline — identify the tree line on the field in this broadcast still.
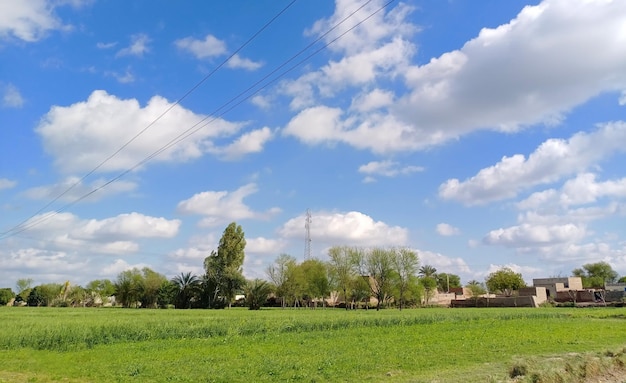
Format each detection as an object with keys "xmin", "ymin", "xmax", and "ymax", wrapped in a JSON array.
[{"xmin": 1, "ymin": 221, "xmax": 624, "ymax": 309}]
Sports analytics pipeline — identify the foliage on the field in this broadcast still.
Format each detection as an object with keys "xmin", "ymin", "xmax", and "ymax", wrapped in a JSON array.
[
  {"xmin": 364, "ymin": 247, "xmax": 395, "ymax": 310},
  {"xmin": 0, "ymin": 288, "xmax": 15, "ymax": 305},
  {"xmin": 204, "ymin": 222, "xmax": 246, "ymax": 308},
  {"xmin": 171, "ymin": 272, "xmax": 200, "ymax": 309},
  {"xmin": 15, "ymin": 278, "xmax": 33, "ymax": 296},
  {"xmin": 436, "ymin": 273, "xmax": 461, "ymax": 293},
  {"xmin": 572, "ymin": 261, "xmax": 619, "ymax": 288},
  {"xmin": 485, "ymin": 267, "xmax": 526, "ymax": 296},
  {"xmin": 300, "ymin": 258, "xmax": 331, "ymax": 307},
  {"xmin": 114, "ymin": 268, "xmax": 144, "ymax": 308},
  {"xmin": 418, "ymin": 264, "xmax": 437, "ymax": 278},
  {"xmin": 140, "ymin": 268, "xmax": 168, "ymax": 308},
  {"xmin": 391, "ymin": 248, "xmax": 419, "ymax": 310},
  {"xmin": 243, "ymin": 279, "xmax": 273, "ymax": 310},
  {"xmin": 465, "ymin": 280, "xmax": 487, "ymax": 300},
  {"xmin": 327, "ymin": 246, "xmax": 357, "ymax": 309},
  {"xmin": 419, "ymin": 277, "xmax": 437, "ymax": 305},
  {"xmin": 266, "ymin": 254, "xmax": 296, "ymax": 308}
]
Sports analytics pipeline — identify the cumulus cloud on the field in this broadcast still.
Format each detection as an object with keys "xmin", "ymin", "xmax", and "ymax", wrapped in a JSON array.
[
  {"xmin": 116, "ymin": 33, "xmax": 150, "ymax": 57},
  {"xmin": 278, "ymin": 210, "xmax": 409, "ymax": 248},
  {"xmin": 175, "ymin": 34, "xmax": 261, "ymax": 70},
  {"xmin": 439, "ymin": 122, "xmax": 626, "ymax": 205},
  {"xmin": 0, "ymin": 178, "xmax": 16, "ymax": 190},
  {"xmin": 358, "ymin": 160, "xmax": 423, "ymax": 181},
  {"xmin": 0, "ymin": 0, "xmax": 77, "ymax": 42},
  {"xmin": 418, "ymin": 250, "xmax": 471, "ymax": 274},
  {"xmin": 283, "ymin": 0, "xmax": 626, "ymax": 153},
  {"xmin": 36, "ymin": 90, "xmax": 243, "ymax": 174},
  {"xmin": 177, "ymin": 183, "xmax": 280, "ymax": 227},
  {"xmin": 246, "ymin": 237, "xmax": 286, "ymax": 254},
  {"xmin": 226, "ymin": 54, "xmax": 263, "ymax": 71},
  {"xmin": 436, "ymin": 223, "xmax": 460, "ymax": 236},
  {"xmin": 24, "ymin": 176, "xmax": 137, "ymax": 202},
  {"xmin": 16, "ymin": 211, "xmax": 180, "ymax": 255},
  {"xmin": 208, "ymin": 127, "xmax": 274, "ymax": 160},
  {"xmin": 483, "ymin": 223, "xmax": 586, "ymax": 248},
  {"xmin": 2, "ymin": 84, "xmax": 24, "ymax": 108}
]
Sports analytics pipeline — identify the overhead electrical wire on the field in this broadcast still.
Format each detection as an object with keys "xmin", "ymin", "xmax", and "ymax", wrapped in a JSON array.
[
  {"xmin": 0, "ymin": 0, "xmax": 396, "ymax": 241},
  {"xmin": 0, "ymin": 0, "xmax": 298, "ymax": 238}
]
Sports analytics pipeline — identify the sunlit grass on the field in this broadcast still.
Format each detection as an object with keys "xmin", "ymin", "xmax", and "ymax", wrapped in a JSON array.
[{"xmin": 0, "ymin": 306, "xmax": 625, "ymax": 382}]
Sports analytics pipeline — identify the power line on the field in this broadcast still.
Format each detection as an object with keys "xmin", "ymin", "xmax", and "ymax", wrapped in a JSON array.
[
  {"xmin": 0, "ymin": 0, "xmax": 298, "ymax": 238},
  {"xmin": 0, "ymin": 0, "xmax": 397, "ymax": 240}
]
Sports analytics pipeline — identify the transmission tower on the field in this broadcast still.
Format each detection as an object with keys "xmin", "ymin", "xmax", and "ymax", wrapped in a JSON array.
[{"xmin": 304, "ymin": 209, "xmax": 312, "ymax": 260}]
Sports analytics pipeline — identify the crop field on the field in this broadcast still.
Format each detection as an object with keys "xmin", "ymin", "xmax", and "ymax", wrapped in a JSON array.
[{"xmin": 1, "ymin": 307, "xmax": 626, "ymax": 382}]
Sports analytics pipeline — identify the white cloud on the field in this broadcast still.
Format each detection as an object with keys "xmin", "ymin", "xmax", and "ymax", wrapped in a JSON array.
[
  {"xmin": 105, "ymin": 69, "xmax": 135, "ymax": 84},
  {"xmin": 227, "ymin": 54, "xmax": 263, "ymax": 71},
  {"xmin": 24, "ymin": 176, "xmax": 137, "ymax": 202},
  {"xmin": 116, "ymin": 34, "xmax": 150, "ymax": 57},
  {"xmin": 2, "ymin": 84, "xmax": 24, "ymax": 108},
  {"xmin": 620, "ymin": 90, "xmax": 626, "ymax": 106},
  {"xmin": 439, "ymin": 122, "xmax": 626, "ymax": 205},
  {"xmin": 418, "ymin": 250, "xmax": 470, "ymax": 273},
  {"xmin": 278, "ymin": 210, "xmax": 409, "ymax": 248},
  {"xmin": 96, "ymin": 41, "xmax": 117, "ymax": 49},
  {"xmin": 358, "ymin": 160, "xmax": 423, "ymax": 179},
  {"xmin": 175, "ymin": 34, "xmax": 227, "ymax": 59},
  {"xmin": 36, "ymin": 90, "xmax": 243, "ymax": 174},
  {"xmin": 350, "ymin": 88, "xmax": 394, "ymax": 113},
  {"xmin": 0, "ymin": 178, "xmax": 16, "ymax": 190},
  {"xmin": 484, "ymin": 263, "xmax": 543, "ymax": 284},
  {"xmin": 101, "ymin": 259, "xmax": 149, "ymax": 277},
  {"xmin": 483, "ymin": 223, "xmax": 586, "ymax": 248},
  {"xmin": 208, "ymin": 127, "xmax": 273, "ymax": 160},
  {"xmin": 284, "ymin": 0, "xmax": 626, "ymax": 154},
  {"xmin": 246, "ymin": 237, "xmax": 286, "ymax": 254},
  {"xmin": 306, "ymin": 0, "xmax": 417, "ymax": 56},
  {"xmin": 436, "ymin": 223, "xmax": 460, "ymax": 236},
  {"xmin": 177, "ymin": 183, "xmax": 280, "ymax": 227},
  {"xmin": 0, "ymin": 0, "xmax": 73, "ymax": 42}
]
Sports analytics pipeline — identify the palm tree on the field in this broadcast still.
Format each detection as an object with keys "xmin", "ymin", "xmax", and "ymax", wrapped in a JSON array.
[
  {"xmin": 171, "ymin": 272, "xmax": 200, "ymax": 309},
  {"xmin": 418, "ymin": 265, "xmax": 437, "ymax": 278},
  {"xmin": 243, "ymin": 279, "xmax": 273, "ymax": 310}
]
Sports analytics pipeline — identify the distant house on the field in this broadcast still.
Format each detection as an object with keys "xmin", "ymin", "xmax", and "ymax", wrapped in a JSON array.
[{"xmin": 532, "ymin": 277, "xmax": 583, "ymax": 299}]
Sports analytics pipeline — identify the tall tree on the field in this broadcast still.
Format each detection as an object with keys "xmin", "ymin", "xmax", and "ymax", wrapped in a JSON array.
[
  {"xmin": 300, "ymin": 258, "xmax": 331, "ymax": 308},
  {"xmin": 366, "ymin": 247, "xmax": 395, "ymax": 311},
  {"xmin": 141, "ymin": 268, "xmax": 168, "ymax": 308},
  {"xmin": 15, "ymin": 278, "xmax": 33, "ymax": 302},
  {"xmin": 328, "ymin": 246, "xmax": 357, "ymax": 310},
  {"xmin": 572, "ymin": 262, "xmax": 618, "ymax": 288},
  {"xmin": 171, "ymin": 272, "xmax": 200, "ymax": 309},
  {"xmin": 0, "ymin": 288, "xmax": 15, "ymax": 306},
  {"xmin": 266, "ymin": 254, "xmax": 296, "ymax": 308},
  {"xmin": 485, "ymin": 268, "xmax": 525, "ymax": 296},
  {"xmin": 392, "ymin": 248, "xmax": 419, "ymax": 310},
  {"xmin": 204, "ymin": 222, "xmax": 247, "ymax": 308}
]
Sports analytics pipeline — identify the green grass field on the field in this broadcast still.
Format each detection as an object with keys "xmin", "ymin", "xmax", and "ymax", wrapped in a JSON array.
[{"xmin": 1, "ymin": 307, "xmax": 626, "ymax": 382}]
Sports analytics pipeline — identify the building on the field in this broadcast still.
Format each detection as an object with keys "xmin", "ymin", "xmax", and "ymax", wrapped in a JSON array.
[{"xmin": 532, "ymin": 277, "xmax": 583, "ymax": 299}]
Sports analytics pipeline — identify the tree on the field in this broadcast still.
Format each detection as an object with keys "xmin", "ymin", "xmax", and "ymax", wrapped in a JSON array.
[
  {"xmin": 419, "ymin": 276, "xmax": 437, "ymax": 305},
  {"xmin": 204, "ymin": 222, "xmax": 246, "ymax": 308},
  {"xmin": 418, "ymin": 265, "xmax": 437, "ymax": 278},
  {"xmin": 15, "ymin": 278, "xmax": 33, "ymax": 302},
  {"xmin": 243, "ymin": 279, "xmax": 273, "ymax": 310},
  {"xmin": 0, "ymin": 288, "xmax": 15, "ymax": 305},
  {"xmin": 86, "ymin": 279, "xmax": 115, "ymax": 306},
  {"xmin": 328, "ymin": 246, "xmax": 357, "ymax": 310},
  {"xmin": 171, "ymin": 272, "xmax": 200, "ymax": 309},
  {"xmin": 365, "ymin": 247, "xmax": 395, "ymax": 311},
  {"xmin": 618, "ymin": 276, "xmax": 626, "ymax": 283},
  {"xmin": 465, "ymin": 280, "xmax": 487, "ymax": 306},
  {"xmin": 572, "ymin": 262, "xmax": 618, "ymax": 288},
  {"xmin": 266, "ymin": 254, "xmax": 296, "ymax": 308},
  {"xmin": 391, "ymin": 248, "xmax": 419, "ymax": 310},
  {"xmin": 485, "ymin": 268, "xmax": 525, "ymax": 296},
  {"xmin": 436, "ymin": 273, "xmax": 461, "ymax": 293},
  {"xmin": 114, "ymin": 268, "xmax": 144, "ymax": 308},
  {"xmin": 27, "ymin": 284, "xmax": 62, "ymax": 307},
  {"xmin": 300, "ymin": 258, "xmax": 331, "ymax": 308},
  {"xmin": 141, "ymin": 268, "xmax": 168, "ymax": 308}
]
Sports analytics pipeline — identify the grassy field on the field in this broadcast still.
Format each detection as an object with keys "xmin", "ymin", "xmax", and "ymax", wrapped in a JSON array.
[{"xmin": 1, "ymin": 307, "xmax": 626, "ymax": 382}]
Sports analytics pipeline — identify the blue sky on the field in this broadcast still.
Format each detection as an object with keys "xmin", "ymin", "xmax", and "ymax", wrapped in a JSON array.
[{"xmin": 1, "ymin": 0, "xmax": 626, "ymax": 287}]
